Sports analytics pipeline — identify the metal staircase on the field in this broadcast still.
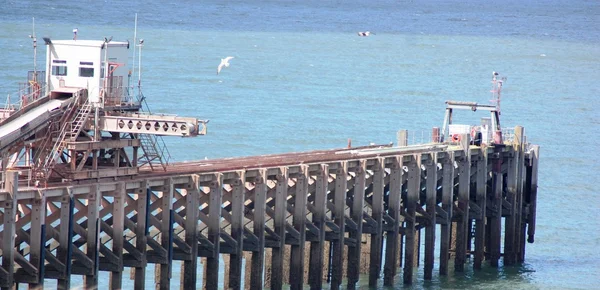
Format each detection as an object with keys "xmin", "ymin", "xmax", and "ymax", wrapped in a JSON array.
[
  {"xmin": 34, "ymin": 95, "xmax": 92, "ymax": 180},
  {"xmin": 136, "ymin": 93, "xmax": 170, "ymax": 171}
]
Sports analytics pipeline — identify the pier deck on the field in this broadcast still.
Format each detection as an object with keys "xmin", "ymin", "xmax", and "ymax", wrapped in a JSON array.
[{"xmin": 0, "ymin": 127, "xmax": 539, "ymax": 290}]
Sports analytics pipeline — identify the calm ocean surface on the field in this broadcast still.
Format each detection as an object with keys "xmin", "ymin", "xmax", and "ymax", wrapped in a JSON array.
[{"xmin": 1, "ymin": 0, "xmax": 599, "ymax": 289}]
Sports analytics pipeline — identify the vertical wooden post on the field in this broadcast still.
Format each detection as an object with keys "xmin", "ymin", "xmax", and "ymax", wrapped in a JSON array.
[
  {"xmin": 439, "ymin": 152, "xmax": 454, "ymax": 275},
  {"xmin": 404, "ymin": 155, "xmax": 421, "ymax": 284},
  {"xmin": 183, "ymin": 176, "xmax": 200, "ymax": 289},
  {"xmin": 229, "ymin": 171, "xmax": 246, "ymax": 290},
  {"xmin": 271, "ymin": 167, "xmax": 288, "ymax": 290},
  {"xmin": 251, "ymin": 170, "xmax": 267, "ymax": 289},
  {"xmin": 424, "ymin": 153, "xmax": 437, "ymax": 280},
  {"xmin": 504, "ymin": 138, "xmax": 518, "ymax": 266},
  {"xmin": 369, "ymin": 158, "xmax": 385, "ymax": 287},
  {"xmin": 455, "ymin": 134, "xmax": 471, "ymax": 272},
  {"xmin": 289, "ymin": 165, "xmax": 308, "ymax": 290},
  {"xmin": 57, "ymin": 189, "xmax": 74, "ymax": 290},
  {"xmin": 308, "ymin": 164, "xmax": 328, "ymax": 289},
  {"xmin": 206, "ymin": 174, "xmax": 223, "ymax": 290},
  {"xmin": 384, "ymin": 157, "xmax": 402, "ymax": 286},
  {"xmin": 490, "ymin": 150, "xmax": 503, "ymax": 267},
  {"xmin": 135, "ymin": 181, "xmax": 150, "ymax": 290},
  {"xmin": 157, "ymin": 178, "xmax": 174, "ymax": 290},
  {"xmin": 331, "ymin": 162, "xmax": 347, "ymax": 290},
  {"xmin": 347, "ymin": 160, "xmax": 366, "ymax": 289},
  {"xmin": 527, "ymin": 145, "xmax": 540, "ymax": 244},
  {"xmin": 29, "ymin": 192, "xmax": 46, "ymax": 289},
  {"xmin": 2, "ymin": 171, "xmax": 17, "ymax": 290},
  {"xmin": 513, "ymin": 126, "xmax": 525, "ymax": 263},
  {"xmin": 85, "ymin": 185, "xmax": 100, "ymax": 289},
  {"xmin": 110, "ymin": 183, "xmax": 125, "ymax": 289},
  {"xmin": 474, "ymin": 149, "xmax": 488, "ymax": 269}
]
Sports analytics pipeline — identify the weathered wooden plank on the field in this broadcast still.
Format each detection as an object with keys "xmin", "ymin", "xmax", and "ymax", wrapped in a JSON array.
[
  {"xmin": 205, "ymin": 174, "xmax": 223, "ymax": 290},
  {"xmin": 57, "ymin": 190, "xmax": 74, "ymax": 290},
  {"xmin": 229, "ymin": 171, "xmax": 245, "ymax": 290},
  {"xmin": 424, "ymin": 153, "xmax": 437, "ymax": 280},
  {"xmin": 2, "ymin": 172, "xmax": 17, "ymax": 290},
  {"xmin": 474, "ymin": 150, "xmax": 487, "ymax": 269},
  {"xmin": 110, "ymin": 183, "xmax": 125, "ymax": 289},
  {"xmin": 183, "ymin": 175, "xmax": 200, "ymax": 290},
  {"xmin": 84, "ymin": 185, "xmax": 100, "ymax": 289},
  {"xmin": 347, "ymin": 160, "xmax": 366, "ymax": 290},
  {"xmin": 271, "ymin": 167, "xmax": 288, "ymax": 290},
  {"xmin": 404, "ymin": 155, "xmax": 421, "ymax": 284},
  {"xmin": 308, "ymin": 164, "xmax": 328, "ymax": 289},
  {"xmin": 251, "ymin": 170, "xmax": 267, "ymax": 289},
  {"xmin": 383, "ymin": 157, "xmax": 402, "ymax": 286},
  {"xmin": 369, "ymin": 158, "xmax": 385, "ymax": 287},
  {"xmin": 455, "ymin": 134, "xmax": 471, "ymax": 272},
  {"xmin": 439, "ymin": 152, "xmax": 454, "ymax": 275},
  {"xmin": 289, "ymin": 165, "xmax": 308, "ymax": 290},
  {"xmin": 133, "ymin": 180, "xmax": 149, "ymax": 288},
  {"xmin": 331, "ymin": 162, "xmax": 347, "ymax": 290}
]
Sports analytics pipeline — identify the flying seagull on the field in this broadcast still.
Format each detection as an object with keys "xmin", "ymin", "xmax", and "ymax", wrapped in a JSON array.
[
  {"xmin": 357, "ymin": 31, "xmax": 375, "ymax": 37},
  {"xmin": 217, "ymin": 56, "xmax": 234, "ymax": 75}
]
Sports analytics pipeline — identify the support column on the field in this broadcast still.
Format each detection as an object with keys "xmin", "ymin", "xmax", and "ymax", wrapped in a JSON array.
[
  {"xmin": 331, "ymin": 162, "xmax": 347, "ymax": 290},
  {"xmin": 183, "ymin": 176, "xmax": 200, "ymax": 289},
  {"xmin": 424, "ymin": 153, "xmax": 437, "ymax": 280},
  {"xmin": 384, "ymin": 157, "xmax": 402, "ymax": 286},
  {"xmin": 455, "ymin": 134, "xmax": 471, "ymax": 272},
  {"xmin": 205, "ymin": 174, "xmax": 223, "ymax": 290},
  {"xmin": 290, "ymin": 165, "xmax": 308, "ymax": 290},
  {"xmin": 527, "ymin": 145, "xmax": 540, "ymax": 244},
  {"xmin": 369, "ymin": 158, "xmax": 385, "ymax": 287},
  {"xmin": 29, "ymin": 192, "xmax": 46, "ymax": 290},
  {"xmin": 474, "ymin": 150, "xmax": 488, "ymax": 269},
  {"xmin": 2, "ymin": 172, "xmax": 18, "ymax": 290},
  {"xmin": 504, "ymin": 141, "xmax": 518, "ymax": 265},
  {"xmin": 229, "ymin": 171, "xmax": 245, "ymax": 290},
  {"xmin": 134, "ymin": 181, "xmax": 149, "ymax": 290},
  {"xmin": 110, "ymin": 183, "xmax": 125, "ymax": 290},
  {"xmin": 271, "ymin": 167, "xmax": 288, "ymax": 290},
  {"xmin": 490, "ymin": 150, "xmax": 503, "ymax": 267},
  {"xmin": 439, "ymin": 152, "xmax": 454, "ymax": 275},
  {"xmin": 85, "ymin": 185, "xmax": 100, "ymax": 289},
  {"xmin": 513, "ymin": 126, "xmax": 525, "ymax": 263},
  {"xmin": 57, "ymin": 190, "xmax": 74, "ymax": 290},
  {"xmin": 404, "ymin": 155, "xmax": 421, "ymax": 284},
  {"xmin": 251, "ymin": 170, "xmax": 267, "ymax": 289},
  {"xmin": 347, "ymin": 161, "xmax": 366, "ymax": 289},
  {"xmin": 308, "ymin": 164, "xmax": 328, "ymax": 290}
]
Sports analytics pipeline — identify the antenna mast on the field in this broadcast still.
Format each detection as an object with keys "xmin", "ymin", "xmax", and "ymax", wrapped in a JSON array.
[
  {"xmin": 132, "ymin": 13, "xmax": 138, "ymax": 100},
  {"xmin": 490, "ymin": 71, "xmax": 505, "ymax": 115},
  {"xmin": 30, "ymin": 17, "xmax": 37, "ymax": 83}
]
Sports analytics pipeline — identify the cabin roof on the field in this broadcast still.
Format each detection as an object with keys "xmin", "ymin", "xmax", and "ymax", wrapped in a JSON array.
[{"xmin": 50, "ymin": 39, "xmax": 129, "ymax": 48}]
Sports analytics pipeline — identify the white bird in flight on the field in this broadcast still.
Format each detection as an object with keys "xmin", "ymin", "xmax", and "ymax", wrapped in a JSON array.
[
  {"xmin": 217, "ymin": 56, "xmax": 234, "ymax": 74},
  {"xmin": 357, "ymin": 31, "xmax": 374, "ymax": 37}
]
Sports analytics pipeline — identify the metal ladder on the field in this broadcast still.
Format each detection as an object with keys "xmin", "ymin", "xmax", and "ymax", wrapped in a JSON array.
[
  {"xmin": 35, "ymin": 96, "xmax": 92, "ymax": 180},
  {"xmin": 136, "ymin": 93, "xmax": 170, "ymax": 171}
]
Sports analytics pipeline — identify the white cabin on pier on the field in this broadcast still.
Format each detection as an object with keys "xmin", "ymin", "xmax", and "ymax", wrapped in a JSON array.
[{"xmin": 44, "ymin": 39, "xmax": 130, "ymax": 106}]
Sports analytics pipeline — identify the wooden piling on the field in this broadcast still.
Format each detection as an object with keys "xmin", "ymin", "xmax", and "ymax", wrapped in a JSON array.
[
  {"xmin": 290, "ymin": 165, "xmax": 308, "ymax": 290},
  {"xmin": 134, "ymin": 181, "xmax": 149, "ymax": 290},
  {"xmin": 527, "ymin": 145, "xmax": 540, "ymax": 244},
  {"xmin": 474, "ymin": 149, "xmax": 488, "ymax": 270},
  {"xmin": 229, "ymin": 171, "xmax": 245, "ymax": 290},
  {"xmin": 369, "ymin": 158, "xmax": 385, "ymax": 287},
  {"xmin": 347, "ymin": 160, "xmax": 366, "ymax": 289},
  {"xmin": 454, "ymin": 134, "xmax": 471, "ymax": 272},
  {"xmin": 424, "ymin": 153, "xmax": 437, "ymax": 280},
  {"xmin": 490, "ymin": 151, "xmax": 503, "ymax": 267},
  {"xmin": 404, "ymin": 155, "xmax": 421, "ymax": 284},
  {"xmin": 183, "ymin": 176, "xmax": 200, "ymax": 290},
  {"xmin": 383, "ymin": 156, "xmax": 402, "ymax": 286},
  {"xmin": 308, "ymin": 164, "xmax": 328, "ymax": 289},
  {"xmin": 331, "ymin": 162, "xmax": 347, "ymax": 290},
  {"xmin": 251, "ymin": 170, "xmax": 267, "ymax": 289},
  {"xmin": 205, "ymin": 174, "xmax": 223, "ymax": 290},
  {"xmin": 110, "ymin": 183, "xmax": 125, "ymax": 290},
  {"xmin": 439, "ymin": 152, "xmax": 454, "ymax": 275},
  {"xmin": 271, "ymin": 167, "xmax": 288, "ymax": 290}
]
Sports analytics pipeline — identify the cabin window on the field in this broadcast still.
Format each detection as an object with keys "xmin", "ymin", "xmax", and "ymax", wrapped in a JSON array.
[
  {"xmin": 79, "ymin": 61, "xmax": 94, "ymax": 77},
  {"xmin": 51, "ymin": 60, "xmax": 67, "ymax": 76}
]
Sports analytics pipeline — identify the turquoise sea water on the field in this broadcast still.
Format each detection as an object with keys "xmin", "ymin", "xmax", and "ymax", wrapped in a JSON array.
[{"xmin": 1, "ymin": 0, "xmax": 599, "ymax": 289}]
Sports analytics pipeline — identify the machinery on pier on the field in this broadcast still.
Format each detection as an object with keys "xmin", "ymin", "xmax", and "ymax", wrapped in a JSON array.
[{"xmin": 0, "ymin": 34, "xmax": 207, "ymax": 184}]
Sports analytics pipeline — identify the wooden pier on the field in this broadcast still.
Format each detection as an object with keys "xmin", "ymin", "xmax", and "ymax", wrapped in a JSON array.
[{"xmin": 0, "ymin": 127, "xmax": 539, "ymax": 290}]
